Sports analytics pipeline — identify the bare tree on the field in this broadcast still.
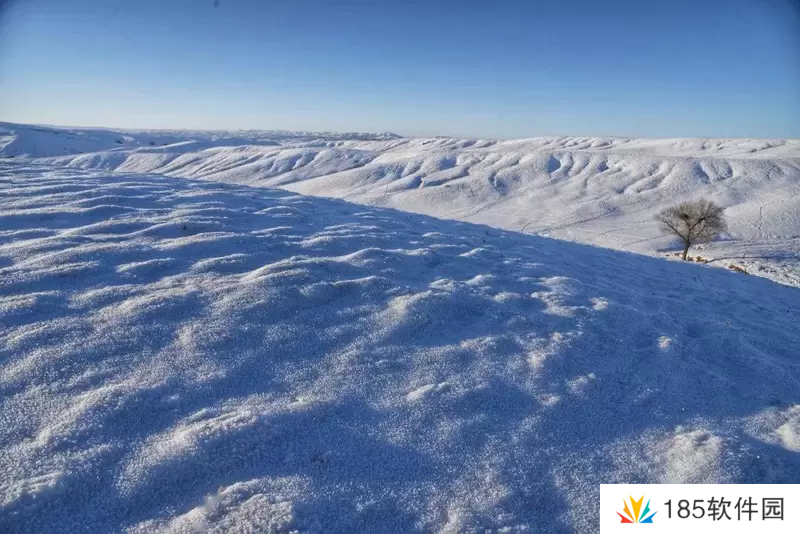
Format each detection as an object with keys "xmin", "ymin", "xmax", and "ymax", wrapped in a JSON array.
[{"xmin": 655, "ymin": 199, "xmax": 727, "ymax": 260}]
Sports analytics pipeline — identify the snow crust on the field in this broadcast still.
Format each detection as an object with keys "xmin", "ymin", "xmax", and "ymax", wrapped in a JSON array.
[{"xmin": 1, "ymin": 159, "xmax": 799, "ymax": 532}]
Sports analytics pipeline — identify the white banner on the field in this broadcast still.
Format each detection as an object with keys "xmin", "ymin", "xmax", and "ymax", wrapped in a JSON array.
[{"xmin": 600, "ymin": 484, "xmax": 799, "ymax": 533}]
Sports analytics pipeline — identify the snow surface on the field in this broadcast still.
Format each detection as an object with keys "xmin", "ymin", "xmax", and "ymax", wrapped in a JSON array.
[
  {"xmin": 3, "ymin": 122, "xmax": 798, "ymax": 287},
  {"xmin": 1, "ymin": 158, "xmax": 799, "ymax": 532}
]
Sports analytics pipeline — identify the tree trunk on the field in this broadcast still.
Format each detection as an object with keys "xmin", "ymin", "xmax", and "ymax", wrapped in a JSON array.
[{"xmin": 681, "ymin": 241, "xmax": 690, "ymax": 260}]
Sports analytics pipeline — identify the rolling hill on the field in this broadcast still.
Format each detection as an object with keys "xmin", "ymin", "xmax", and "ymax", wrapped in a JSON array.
[{"xmin": 3, "ymin": 122, "xmax": 799, "ymax": 286}]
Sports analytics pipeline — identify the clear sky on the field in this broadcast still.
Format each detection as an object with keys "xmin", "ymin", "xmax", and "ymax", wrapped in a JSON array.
[{"xmin": 1, "ymin": 0, "xmax": 799, "ymax": 138}]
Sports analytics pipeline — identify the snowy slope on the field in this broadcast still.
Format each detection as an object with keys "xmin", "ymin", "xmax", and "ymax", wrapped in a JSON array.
[
  {"xmin": 0, "ymin": 122, "xmax": 400, "ymax": 158},
  {"xmin": 1, "ymin": 161, "xmax": 799, "ymax": 532},
  {"xmin": 3, "ymin": 122, "xmax": 798, "ymax": 286}
]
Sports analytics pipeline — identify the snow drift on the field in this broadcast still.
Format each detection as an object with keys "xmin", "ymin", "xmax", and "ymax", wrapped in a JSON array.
[
  {"xmin": 1, "ymin": 161, "xmax": 799, "ymax": 532},
  {"xmin": 3, "ymin": 122, "xmax": 798, "ymax": 286}
]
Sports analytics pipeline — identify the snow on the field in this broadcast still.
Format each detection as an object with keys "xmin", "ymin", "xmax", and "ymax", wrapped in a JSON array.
[
  {"xmin": 3, "ymin": 122, "xmax": 798, "ymax": 287},
  {"xmin": 1, "ymin": 155, "xmax": 799, "ymax": 532},
  {"xmin": 0, "ymin": 122, "xmax": 399, "ymax": 159}
]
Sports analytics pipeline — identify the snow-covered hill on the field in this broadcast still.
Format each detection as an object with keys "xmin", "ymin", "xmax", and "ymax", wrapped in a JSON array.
[
  {"xmin": 0, "ymin": 122, "xmax": 400, "ymax": 158},
  {"xmin": 1, "ymin": 161, "xmax": 799, "ymax": 533},
  {"xmin": 3, "ymin": 122, "xmax": 799, "ymax": 286}
]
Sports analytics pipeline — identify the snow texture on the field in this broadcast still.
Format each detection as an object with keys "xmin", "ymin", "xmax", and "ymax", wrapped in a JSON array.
[
  {"xmin": 1, "ymin": 154, "xmax": 799, "ymax": 532},
  {"xmin": 3, "ymin": 122, "xmax": 798, "ymax": 287}
]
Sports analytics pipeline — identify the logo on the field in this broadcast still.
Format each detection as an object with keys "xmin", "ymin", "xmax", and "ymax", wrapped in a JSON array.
[{"xmin": 617, "ymin": 495, "xmax": 657, "ymax": 524}]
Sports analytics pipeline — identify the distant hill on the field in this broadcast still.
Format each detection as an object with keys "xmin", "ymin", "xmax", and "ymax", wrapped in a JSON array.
[{"xmin": 2, "ymin": 121, "xmax": 798, "ymax": 286}]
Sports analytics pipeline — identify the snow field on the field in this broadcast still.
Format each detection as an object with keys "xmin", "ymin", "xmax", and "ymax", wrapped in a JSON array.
[
  {"xmin": 4, "ymin": 122, "xmax": 798, "ymax": 286},
  {"xmin": 1, "ymin": 162, "xmax": 799, "ymax": 532}
]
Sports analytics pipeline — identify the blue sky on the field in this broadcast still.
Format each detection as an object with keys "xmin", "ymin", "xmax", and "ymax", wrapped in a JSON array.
[{"xmin": 1, "ymin": 0, "xmax": 798, "ymax": 138}]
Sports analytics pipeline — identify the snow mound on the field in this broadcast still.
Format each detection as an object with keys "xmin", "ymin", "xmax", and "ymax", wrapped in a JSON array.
[{"xmin": 1, "ymin": 161, "xmax": 799, "ymax": 532}]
